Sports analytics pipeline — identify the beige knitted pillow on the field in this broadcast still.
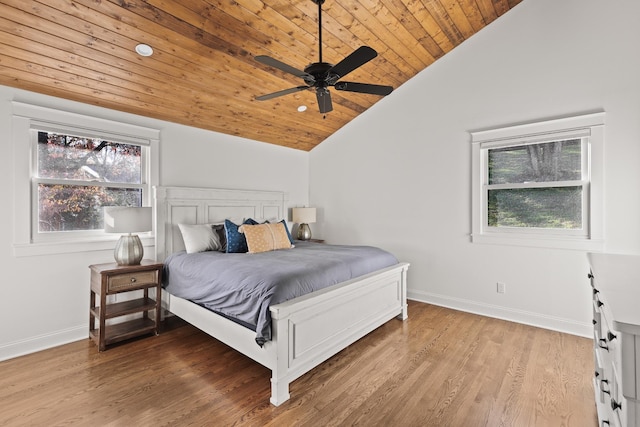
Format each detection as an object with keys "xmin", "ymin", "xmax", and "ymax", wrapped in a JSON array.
[{"xmin": 240, "ymin": 222, "xmax": 293, "ymax": 254}]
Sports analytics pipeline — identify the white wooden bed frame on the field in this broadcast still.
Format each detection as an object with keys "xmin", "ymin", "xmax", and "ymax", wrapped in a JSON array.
[{"xmin": 154, "ymin": 186, "xmax": 409, "ymax": 406}]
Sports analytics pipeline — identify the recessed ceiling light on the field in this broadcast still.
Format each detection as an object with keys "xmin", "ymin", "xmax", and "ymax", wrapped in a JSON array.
[
  {"xmin": 297, "ymin": 105, "xmax": 307, "ymax": 112},
  {"xmin": 135, "ymin": 44, "xmax": 153, "ymax": 57}
]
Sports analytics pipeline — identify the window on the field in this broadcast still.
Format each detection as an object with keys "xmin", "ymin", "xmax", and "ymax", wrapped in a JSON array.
[
  {"xmin": 12, "ymin": 102, "xmax": 159, "ymax": 256},
  {"xmin": 471, "ymin": 113, "xmax": 604, "ymax": 250},
  {"xmin": 34, "ymin": 131, "xmax": 146, "ymax": 238},
  {"xmin": 487, "ymin": 138, "xmax": 585, "ymax": 233}
]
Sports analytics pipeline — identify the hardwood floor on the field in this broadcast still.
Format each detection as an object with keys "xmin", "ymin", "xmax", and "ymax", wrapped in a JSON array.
[{"xmin": 0, "ymin": 301, "xmax": 597, "ymax": 426}]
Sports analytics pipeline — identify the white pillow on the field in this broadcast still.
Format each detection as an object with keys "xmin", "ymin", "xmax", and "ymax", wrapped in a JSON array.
[{"xmin": 178, "ymin": 223, "xmax": 221, "ymax": 254}]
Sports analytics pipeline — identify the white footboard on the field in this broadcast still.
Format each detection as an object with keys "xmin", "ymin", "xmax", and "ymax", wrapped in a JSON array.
[{"xmin": 268, "ymin": 262, "xmax": 409, "ymax": 406}]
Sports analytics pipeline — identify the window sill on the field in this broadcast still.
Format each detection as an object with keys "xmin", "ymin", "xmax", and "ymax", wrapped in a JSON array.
[
  {"xmin": 471, "ymin": 233, "xmax": 604, "ymax": 251},
  {"xmin": 13, "ymin": 236, "xmax": 155, "ymax": 257}
]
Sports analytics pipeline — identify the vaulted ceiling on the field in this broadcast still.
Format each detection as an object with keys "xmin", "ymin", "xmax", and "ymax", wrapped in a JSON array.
[{"xmin": 0, "ymin": 0, "xmax": 522, "ymax": 151}]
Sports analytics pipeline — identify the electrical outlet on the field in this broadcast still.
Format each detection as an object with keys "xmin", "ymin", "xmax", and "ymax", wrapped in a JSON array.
[{"xmin": 497, "ymin": 282, "xmax": 506, "ymax": 294}]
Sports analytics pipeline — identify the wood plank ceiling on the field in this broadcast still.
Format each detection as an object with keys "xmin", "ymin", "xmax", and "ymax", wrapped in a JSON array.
[{"xmin": 0, "ymin": 0, "xmax": 522, "ymax": 151}]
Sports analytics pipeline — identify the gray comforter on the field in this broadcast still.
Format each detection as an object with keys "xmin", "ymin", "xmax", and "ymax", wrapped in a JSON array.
[{"xmin": 162, "ymin": 241, "xmax": 398, "ymax": 345}]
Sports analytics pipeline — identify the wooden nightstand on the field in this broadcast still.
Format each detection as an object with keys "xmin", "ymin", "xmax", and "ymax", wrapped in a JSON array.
[{"xmin": 89, "ymin": 260, "xmax": 163, "ymax": 351}]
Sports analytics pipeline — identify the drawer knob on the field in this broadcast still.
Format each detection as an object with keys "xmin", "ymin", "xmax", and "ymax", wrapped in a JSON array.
[
  {"xmin": 588, "ymin": 272, "xmax": 594, "ymax": 279},
  {"xmin": 130, "ymin": 277, "xmax": 137, "ymax": 283},
  {"xmin": 592, "ymin": 288, "xmax": 599, "ymax": 295},
  {"xmin": 592, "ymin": 319, "xmax": 597, "ymax": 326},
  {"xmin": 598, "ymin": 338, "xmax": 609, "ymax": 351},
  {"xmin": 607, "ymin": 331, "xmax": 617, "ymax": 341},
  {"xmin": 611, "ymin": 399, "xmax": 622, "ymax": 411},
  {"xmin": 597, "ymin": 300, "xmax": 604, "ymax": 308},
  {"xmin": 594, "ymin": 370, "xmax": 600, "ymax": 378},
  {"xmin": 600, "ymin": 379, "xmax": 610, "ymax": 395}
]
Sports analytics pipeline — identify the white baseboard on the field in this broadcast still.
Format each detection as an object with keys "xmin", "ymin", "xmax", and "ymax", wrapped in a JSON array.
[
  {"xmin": 408, "ymin": 289, "xmax": 592, "ymax": 339},
  {"xmin": 0, "ymin": 325, "xmax": 87, "ymax": 362}
]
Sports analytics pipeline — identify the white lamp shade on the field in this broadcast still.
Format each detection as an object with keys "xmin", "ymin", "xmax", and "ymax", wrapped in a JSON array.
[
  {"xmin": 104, "ymin": 207, "xmax": 152, "ymax": 234},
  {"xmin": 292, "ymin": 207, "xmax": 316, "ymax": 224}
]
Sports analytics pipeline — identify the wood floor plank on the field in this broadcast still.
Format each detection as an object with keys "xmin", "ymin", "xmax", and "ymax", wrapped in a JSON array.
[{"xmin": 0, "ymin": 301, "xmax": 597, "ymax": 426}]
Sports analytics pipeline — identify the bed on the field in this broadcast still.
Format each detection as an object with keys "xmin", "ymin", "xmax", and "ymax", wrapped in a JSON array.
[{"xmin": 154, "ymin": 186, "xmax": 409, "ymax": 406}]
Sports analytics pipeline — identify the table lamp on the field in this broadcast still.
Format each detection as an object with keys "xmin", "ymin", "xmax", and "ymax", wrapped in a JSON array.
[
  {"xmin": 292, "ymin": 207, "xmax": 316, "ymax": 241},
  {"xmin": 104, "ymin": 206, "xmax": 152, "ymax": 265}
]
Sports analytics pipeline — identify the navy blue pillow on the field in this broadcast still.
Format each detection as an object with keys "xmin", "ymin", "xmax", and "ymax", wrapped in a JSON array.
[{"xmin": 225, "ymin": 219, "xmax": 256, "ymax": 253}]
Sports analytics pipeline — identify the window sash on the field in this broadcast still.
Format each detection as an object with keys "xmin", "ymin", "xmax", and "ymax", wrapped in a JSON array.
[
  {"xmin": 33, "ymin": 129, "xmax": 149, "ymax": 185},
  {"xmin": 484, "ymin": 138, "xmax": 588, "ymax": 184},
  {"xmin": 31, "ymin": 190, "xmax": 151, "ymax": 245},
  {"xmin": 482, "ymin": 184, "xmax": 589, "ymax": 237}
]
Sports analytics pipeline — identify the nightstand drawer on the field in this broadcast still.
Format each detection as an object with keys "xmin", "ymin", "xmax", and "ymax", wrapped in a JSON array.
[{"xmin": 107, "ymin": 270, "xmax": 158, "ymax": 293}]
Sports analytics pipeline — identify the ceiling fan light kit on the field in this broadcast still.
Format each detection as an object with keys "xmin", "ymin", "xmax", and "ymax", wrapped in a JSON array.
[{"xmin": 254, "ymin": 0, "xmax": 393, "ymax": 114}]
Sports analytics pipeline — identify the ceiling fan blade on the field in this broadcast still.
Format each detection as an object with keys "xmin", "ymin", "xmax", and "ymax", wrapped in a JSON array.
[
  {"xmin": 316, "ymin": 89, "xmax": 333, "ymax": 113},
  {"xmin": 334, "ymin": 81, "xmax": 393, "ymax": 96},
  {"xmin": 256, "ymin": 86, "xmax": 309, "ymax": 101},
  {"xmin": 328, "ymin": 46, "xmax": 378, "ymax": 79},
  {"xmin": 254, "ymin": 55, "xmax": 313, "ymax": 80}
]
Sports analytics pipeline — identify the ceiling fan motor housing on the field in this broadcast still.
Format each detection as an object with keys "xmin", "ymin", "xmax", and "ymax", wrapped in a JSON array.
[{"xmin": 303, "ymin": 62, "xmax": 338, "ymax": 87}]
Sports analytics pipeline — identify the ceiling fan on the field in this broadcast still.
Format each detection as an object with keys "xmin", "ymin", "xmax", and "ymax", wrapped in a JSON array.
[{"xmin": 254, "ymin": 0, "xmax": 393, "ymax": 114}]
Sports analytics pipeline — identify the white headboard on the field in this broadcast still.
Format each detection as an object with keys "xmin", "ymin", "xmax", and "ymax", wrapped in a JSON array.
[{"xmin": 153, "ymin": 186, "xmax": 288, "ymax": 261}]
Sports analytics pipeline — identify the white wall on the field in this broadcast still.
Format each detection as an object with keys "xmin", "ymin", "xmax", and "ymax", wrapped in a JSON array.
[
  {"xmin": 3, "ymin": 0, "xmax": 637, "ymax": 360},
  {"xmin": 0, "ymin": 86, "xmax": 309, "ymax": 360},
  {"xmin": 310, "ymin": 0, "xmax": 640, "ymax": 336}
]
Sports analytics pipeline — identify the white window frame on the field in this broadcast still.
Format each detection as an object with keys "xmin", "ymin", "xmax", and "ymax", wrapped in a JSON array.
[
  {"xmin": 12, "ymin": 102, "xmax": 159, "ymax": 257},
  {"xmin": 471, "ymin": 112, "xmax": 604, "ymax": 251}
]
